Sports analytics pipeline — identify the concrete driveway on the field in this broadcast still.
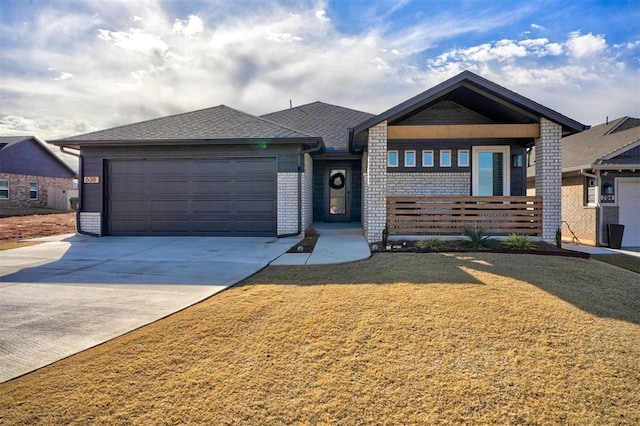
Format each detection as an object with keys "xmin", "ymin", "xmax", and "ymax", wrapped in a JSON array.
[{"xmin": 0, "ymin": 234, "xmax": 296, "ymax": 383}]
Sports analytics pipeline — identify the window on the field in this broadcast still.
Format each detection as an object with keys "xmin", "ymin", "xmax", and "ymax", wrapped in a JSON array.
[
  {"xmin": 405, "ymin": 150, "xmax": 416, "ymax": 167},
  {"xmin": 388, "ymin": 150, "xmax": 399, "ymax": 167},
  {"xmin": 440, "ymin": 150, "xmax": 452, "ymax": 167},
  {"xmin": 0, "ymin": 180, "xmax": 8, "ymax": 199},
  {"xmin": 472, "ymin": 146, "xmax": 510, "ymax": 196},
  {"xmin": 29, "ymin": 182, "xmax": 38, "ymax": 200},
  {"xmin": 422, "ymin": 150, "xmax": 434, "ymax": 167},
  {"xmin": 458, "ymin": 149, "xmax": 469, "ymax": 167}
]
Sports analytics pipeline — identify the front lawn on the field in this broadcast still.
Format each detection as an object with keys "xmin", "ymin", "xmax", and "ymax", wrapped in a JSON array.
[{"xmin": 1, "ymin": 253, "xmax": 638, "ymax": 424}]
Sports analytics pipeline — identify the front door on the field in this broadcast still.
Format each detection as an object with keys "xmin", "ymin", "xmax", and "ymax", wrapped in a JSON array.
[{"xmin": 325, "ymin": 166, "xmax": 351, "ymax": 222}]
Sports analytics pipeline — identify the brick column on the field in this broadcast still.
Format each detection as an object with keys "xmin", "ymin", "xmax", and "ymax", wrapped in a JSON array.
[
  {"xmin": 364, "ymin": 121, "xmax": 388, "ymax": 243},
  {"xmin": 535, "ymin": 117, "xmax": 562, "ymax": 243}
]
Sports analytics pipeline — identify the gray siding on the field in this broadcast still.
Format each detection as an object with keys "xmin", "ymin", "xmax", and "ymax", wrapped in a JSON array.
[
  {"xmin": 394, "ymin": 100, "xmax": 493, "ymax": 125},
  {"xmin": 0, "ymin": 139, "xmax": 75, "ymax": 178}
]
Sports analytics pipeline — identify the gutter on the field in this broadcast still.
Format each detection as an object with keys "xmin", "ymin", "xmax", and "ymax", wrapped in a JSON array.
[
  {"xmin": 580, "ymin": 168, "xmax": 602, "ymax": 245},
  {"xmin": 278, "ymin": 141, "xmax": 323, "ymax": 238},
  {"xmin": 60, "ymin": 146, "xmax": 101, "ymax": 237}
]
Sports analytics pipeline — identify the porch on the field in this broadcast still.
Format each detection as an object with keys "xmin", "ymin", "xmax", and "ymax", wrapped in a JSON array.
[{"xmin": 387, "ymin": 196, "xmax": 543, "ymax": 236}]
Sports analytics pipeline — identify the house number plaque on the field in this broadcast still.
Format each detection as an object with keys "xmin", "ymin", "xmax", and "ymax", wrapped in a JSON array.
[{"xmin": 83, "ymin": 176, "xmax": 100, "ymax": 184}]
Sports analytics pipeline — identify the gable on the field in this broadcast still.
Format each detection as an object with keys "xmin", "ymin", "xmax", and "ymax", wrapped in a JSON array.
[
  {"xmin": 0, "ymin": 137, "xmax": 76, "ymax": 178},
  {"xmin": 395, "ymin": 100, "xmax": 494, "ymax": 126}
]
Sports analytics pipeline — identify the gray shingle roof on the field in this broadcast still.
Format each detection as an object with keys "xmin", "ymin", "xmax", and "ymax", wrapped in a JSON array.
[
  {"xmin": 53, "ymin": 105, "xmax": 314, "ymax": 142},
  {"xmin": 0, "ymin": 135, "xmax": 32, "ymax": 148},
  {"xmin": 561, "ymin": 117, "xmax": 640, "ymax": 171},
  {"xmin": 261, "ymin": 101, "xmax": 374, "ymax": 151}
]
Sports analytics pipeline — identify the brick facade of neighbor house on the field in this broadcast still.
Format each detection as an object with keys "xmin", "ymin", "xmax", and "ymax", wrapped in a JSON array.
[
  {"xmin": 0, "ymin": 173, "xmax": 73, "ymax": 209},
  {"xmin": 277, "ymin": 153, "xmax": 314, "ymax": 236},
  {"xmin": 387, "ymin": 173, "xmax": 470, "ymax": 196},
  {"xmin": 561, "ymin": 175, "xmax": 597, "ymax": 245},
  {"xmin": 535, "ymin": 117, "xmax": 563, "ymax": 243},
  {"xmin": 363, "ymin": 121, "xmax": 388, "ymax": 243}
]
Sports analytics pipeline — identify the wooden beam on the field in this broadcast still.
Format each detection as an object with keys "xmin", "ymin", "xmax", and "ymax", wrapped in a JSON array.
[{"xmin": 388, "ymin": 123, "xmax": 540, "ymax": 139}]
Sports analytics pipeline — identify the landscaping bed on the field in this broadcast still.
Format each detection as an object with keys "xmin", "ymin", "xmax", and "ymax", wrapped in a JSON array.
[{"xmin": 381, "ymin": 238, "xmax": 590, "ymax": 258}]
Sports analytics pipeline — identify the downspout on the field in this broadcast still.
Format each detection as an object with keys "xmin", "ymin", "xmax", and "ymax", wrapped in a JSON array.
[
  {"xmin": 580, "ymin": 168, "xmax": 601, "ymax": 245},
  {"xmin": 279, "ymin": 142, "xmax": 323, "ymax": 238},
  {"xmin": 60, "ymin": 146, "xmax": 101, "ymax": 237}
]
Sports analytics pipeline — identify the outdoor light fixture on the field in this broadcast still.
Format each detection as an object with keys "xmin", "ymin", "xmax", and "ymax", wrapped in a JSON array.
[
  {"xmin": 512, "ymin": 154, "xmax": 523, "ymax": 168},
  {"xmin": 603, "ymin": 182, "xmax": 614, "ymax": 195}
]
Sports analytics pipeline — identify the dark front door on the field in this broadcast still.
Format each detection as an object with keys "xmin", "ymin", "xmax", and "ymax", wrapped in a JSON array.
[{"xmin": 325, "ymin": 165, "xmax": 351, "ymax": 222}]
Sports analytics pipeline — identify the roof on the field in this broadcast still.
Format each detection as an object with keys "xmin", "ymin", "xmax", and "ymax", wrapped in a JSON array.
[
  {"xmin": 261, "ymin": 101, "xmax": 374, "ymax": 151},
  {"xmin": 560, "ymin": 117, "xmax": 640, "ymax": 171},
  {"xmin": 50, "ymin": 105, "xmax": 322, "ymax": 148},
  {"xmin": 352, "ymin": 70, "xmax": 586, "ymax": 142},
  {"xmin": 0, "ymin": 135, "xmax": 77, "ymax": 177}
]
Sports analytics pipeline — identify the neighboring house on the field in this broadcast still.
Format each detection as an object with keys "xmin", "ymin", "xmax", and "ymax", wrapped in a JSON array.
[
  {"xmin": 529, "ymin": 117, "xmax": 640, "ymax": 247},
  {"xmin": 50, "ymin": 71, "xmax": 585, "ymax": 243},
  {"xmin": 0, "ymin": 136, "xmax": 77, "ymax": 209}
]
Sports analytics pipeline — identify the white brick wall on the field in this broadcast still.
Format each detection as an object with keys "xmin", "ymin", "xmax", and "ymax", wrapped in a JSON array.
[
  {"xmin": 363, "ymin": 121, "xmax": 388, "ymax": 243},
  {"xmin": 535, "ymin": 117, "xmax": 562, "ymax": 243},
  {"xmin": 277, "ymin": 172, "xmax": 298, "ymax": 235},
  {"xmin": 277, "ymin": 154, "xmax": 314, "ymax": 236},
  {"xmin": 388, "ymin": 173, "xmax": 470, "ymax": 196},
  {"xmin": 79, "ymin": 212, "xmax": 101, "ymax": 235}
]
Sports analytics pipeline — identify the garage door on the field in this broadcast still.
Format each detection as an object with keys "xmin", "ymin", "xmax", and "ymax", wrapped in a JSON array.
[
  {"xmin": 618, "ymin": 178, "xmax": 640, "ymax": 247},
  {"xmin": 107, "ymin": 158, "xmax": 277, "ymax": 236}
]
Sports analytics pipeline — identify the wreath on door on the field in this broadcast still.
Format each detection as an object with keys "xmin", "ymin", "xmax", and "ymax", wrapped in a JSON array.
[{"xmin": 329, "ymin": 172, "xmax": 345, "ymax": 189}]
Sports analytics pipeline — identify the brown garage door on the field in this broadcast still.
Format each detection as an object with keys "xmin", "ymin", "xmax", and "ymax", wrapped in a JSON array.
[{"xmin": 106, "ymin": 157, "xmax": 277, "ymax": 236}]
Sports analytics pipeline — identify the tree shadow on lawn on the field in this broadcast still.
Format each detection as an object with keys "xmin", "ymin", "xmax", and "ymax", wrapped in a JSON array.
[{"xmin": 243, "ymin": 252, "xmax": 640, "ymax": 326}]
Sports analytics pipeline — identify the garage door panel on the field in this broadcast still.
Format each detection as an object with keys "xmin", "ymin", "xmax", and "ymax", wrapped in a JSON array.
[
  {"xmin": 618, "ymin": 179, "xmax": 640, "ymax": 247},
  {"xmin": 107, "ymin": 158, "xmax": 277, "ymax": 236},
  {"xmin": 192, "ymin": 180, "xmax": 232, "ymax": 194},
  {"xmin": 236, "ymin": 200, "xmax": 276, "ymax": 214}
]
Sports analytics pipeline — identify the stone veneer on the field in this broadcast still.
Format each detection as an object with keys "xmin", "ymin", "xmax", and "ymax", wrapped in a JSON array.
[
  {"xmin": 363, "ymin": 121, "xmax": 388, "ymax": 243},
  {"xmin": 387, "ymin": 172, "xmax": 470, "ymax": 196},
  {"xmin": 277, "ymin": 153, "xmax": 313, "ymax": 236},
  {"xmin": 535, "ymin": 117, "xmax": 563, "ymax": 243}
]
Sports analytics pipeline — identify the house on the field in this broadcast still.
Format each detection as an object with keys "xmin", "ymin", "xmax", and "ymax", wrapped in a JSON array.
[
  {"xmin": 50, "ymin": 71, "xmax": 585, "ymax": 243},
  {"xmin": 528, "ymin": 117, "xmax": 640, "ymax": 247},
  {"xmin": 0, "ymin": 136, "xmax": 77, "ymax": 210}
]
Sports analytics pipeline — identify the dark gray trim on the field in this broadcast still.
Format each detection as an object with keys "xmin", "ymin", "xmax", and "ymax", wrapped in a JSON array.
[
  {"xmin": 352, "ymin": 70, "xmax": 586, "ymax": 137},
  {"xmin": 51, "ymin": 137, "xmax": 323, "ymax": 151}
]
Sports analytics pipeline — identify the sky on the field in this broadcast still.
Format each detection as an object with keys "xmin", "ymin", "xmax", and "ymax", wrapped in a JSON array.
[{"xmin": 1, "ymin": 0, "xmax": 639, "ymax": 148}]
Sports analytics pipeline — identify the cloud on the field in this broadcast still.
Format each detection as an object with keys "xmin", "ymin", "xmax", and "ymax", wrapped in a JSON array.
[
  {"xmin": 172, "ymin": 15, "xmax": 204, "ymax": 38},
  {"xmin": 530, "ymin": 23, "xmax": 544, "ymax": 30},
  {"xmin": 0, "ymin": 0, "xmax": 637, "ymax": 142},
  {"xmin": 54, "ymin": 72, "xmax": 74, "ymax": 81},
  {"xmin": 315, "ymin": 10, "xmax": 330, "ymax": 22},
  {"xmin": 565, "ymin": 31, "xmax": 607, "ymax": 58}
]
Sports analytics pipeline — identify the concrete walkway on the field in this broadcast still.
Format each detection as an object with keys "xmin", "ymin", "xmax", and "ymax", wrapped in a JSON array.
[
  {"xmin": 562, "ymin": 243, "xmax": 640, "ymax": 258},
  {"xmin": 271, "ymin": 222, "xmax": 371, "ymax": 265},
  {"xmin": 0, "ymin": 234, "xmax": 297, "ymax": 383}
]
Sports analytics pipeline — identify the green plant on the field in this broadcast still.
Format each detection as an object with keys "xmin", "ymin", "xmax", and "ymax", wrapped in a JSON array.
[
  {"xmin": 463, "ymin": 227, "xmax": 494, "ymax": 249},
  {"xmin": 416, "ymin": 236, "xmax": 443, "ymax": 250},
  {"xmin": 556, "ymin": 227, "xmax": 562, "ymax": 248},
  {"xmin": 504, "ymin": 233, "xmax": 536, "ymax": 250}
]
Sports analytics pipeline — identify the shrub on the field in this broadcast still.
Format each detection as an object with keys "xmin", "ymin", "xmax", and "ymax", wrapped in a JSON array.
[
  {"xmin": 463, "ymin": 227, "xmax": 494, "ymax": 249},
  {"xmin": 504, "ymin": 233, "xmax": 536, "ymax": 250},
  {"xmin": 416, "ymin": 236, "xmax": 443, "ymax": 250},
  {"xmin": 304, "ymin": 227, "xmax": 317, "ymax": 238}
]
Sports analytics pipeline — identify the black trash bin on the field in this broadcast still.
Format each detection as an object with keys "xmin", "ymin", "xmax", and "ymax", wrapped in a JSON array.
[{"xmin": 607, "ymin": 224, "xmax": 625, "ymax": 249}]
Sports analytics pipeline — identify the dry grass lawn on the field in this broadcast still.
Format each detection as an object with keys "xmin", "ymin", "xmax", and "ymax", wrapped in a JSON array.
[{"xmin": 1, "ymin": 253, "xmax": 639, "ymax": 425}]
